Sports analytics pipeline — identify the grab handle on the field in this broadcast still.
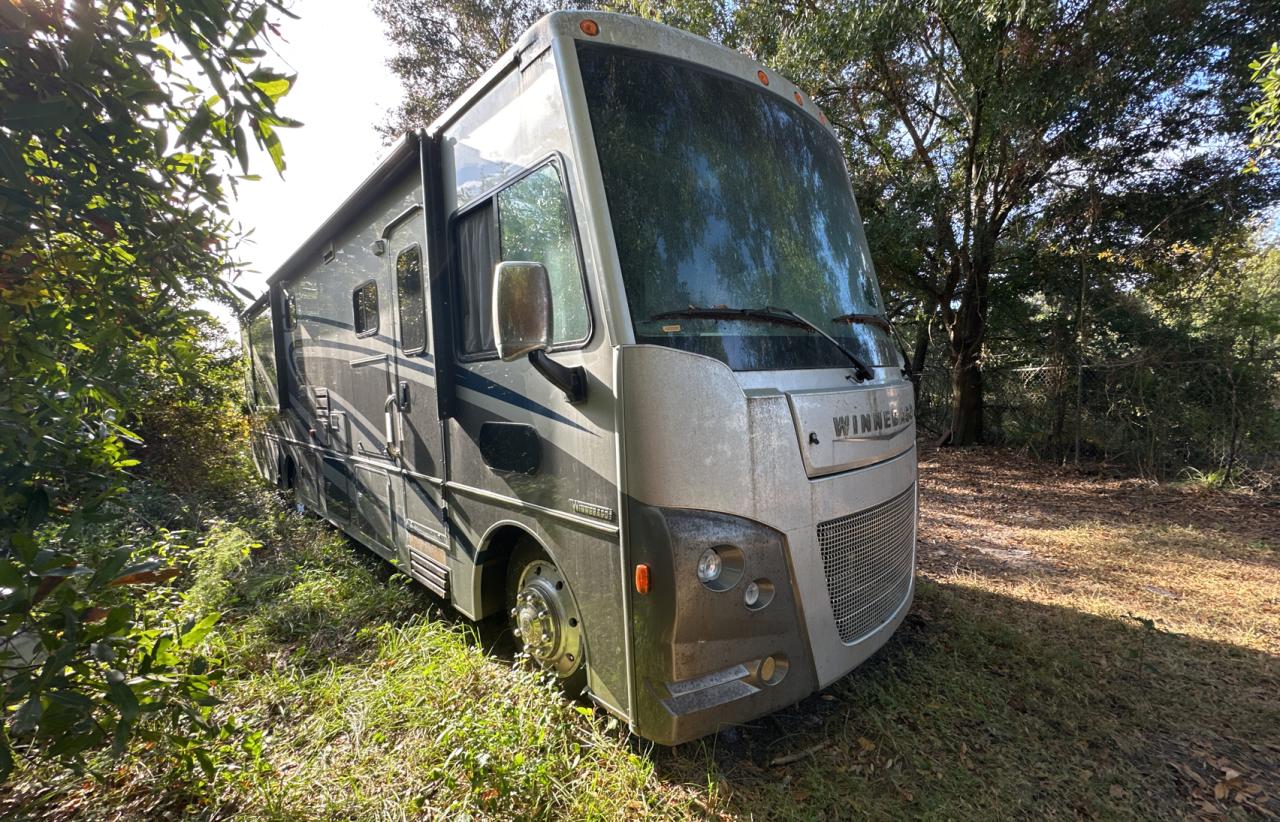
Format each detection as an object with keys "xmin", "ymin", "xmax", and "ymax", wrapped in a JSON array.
[{"xmin": 383, "ymin": 392, "xmax": 400, "ymax": 460}]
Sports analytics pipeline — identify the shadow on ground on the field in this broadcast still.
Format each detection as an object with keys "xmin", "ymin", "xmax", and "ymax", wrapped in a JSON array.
[{"xmin": 649, "ymin": 579, "xmax": 1280, "ymax": 819}]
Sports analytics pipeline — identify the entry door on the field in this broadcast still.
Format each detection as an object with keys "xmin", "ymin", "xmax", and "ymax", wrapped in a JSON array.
[
  {"xmin": 384, "ymin": 217, "xmax": 451, "ymax": 597},
  {"xmin": 345, "ymin": 277, "xmax": 396, "ymax": 557}
]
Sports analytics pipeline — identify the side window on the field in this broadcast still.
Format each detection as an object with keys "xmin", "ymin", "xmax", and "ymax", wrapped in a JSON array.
[
  {"xmin": 396, "ymin": 247, "xmax": 427, "ymax": 354},
  {"xmin": 353, "ymin": 281, "xmax": 378, "ymax": 337},
  {"xmin": 453, "ymin": 163, "xmax": 589, "ymax": 358},
  {"xmin": 455, "ymin": 201, "xmax": 498, "ymax": 355},
  {"xmin": 498, "ymin": 165, "xmax": 588, "ymax": 345}
]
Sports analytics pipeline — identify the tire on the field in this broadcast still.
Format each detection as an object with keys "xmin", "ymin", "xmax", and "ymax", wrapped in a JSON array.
[{"xmin": 506, "ymin": 542, "xmax": 588, "ymax": 697}]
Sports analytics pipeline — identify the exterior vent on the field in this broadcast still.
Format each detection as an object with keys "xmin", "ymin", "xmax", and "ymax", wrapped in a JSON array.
[
  {"xmin": 816, "ymin": 485, "xmax": 916, "ymax": 644},
  {"xmin": 408, "ymin": 546, "xmax": 449, "ymax": 599}
]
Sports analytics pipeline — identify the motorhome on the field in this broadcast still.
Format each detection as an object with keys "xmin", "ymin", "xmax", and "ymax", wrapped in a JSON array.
[{"xmin": 242, "ymin": 11, "xmax": 917, "ymax": 745}]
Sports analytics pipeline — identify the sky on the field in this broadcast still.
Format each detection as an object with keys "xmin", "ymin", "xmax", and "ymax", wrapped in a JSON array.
[{"xmin": 229, "ymin": 1, "xmax": 403, "ymax": 301}]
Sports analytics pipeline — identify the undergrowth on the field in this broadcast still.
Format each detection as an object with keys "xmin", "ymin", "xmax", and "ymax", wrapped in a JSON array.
[{"xmin": 3, "ymin": 435, "xmax": 1276, "ymax": 819}]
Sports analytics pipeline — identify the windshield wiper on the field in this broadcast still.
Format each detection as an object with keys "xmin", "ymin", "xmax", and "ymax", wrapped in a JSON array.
[
  {"xmin": 651, "ymin": 305, "xmax": 875, "ymax": 381},
  {"xmin": 831, "ymin": 312, "xmax": 893, "ymax": 333}
]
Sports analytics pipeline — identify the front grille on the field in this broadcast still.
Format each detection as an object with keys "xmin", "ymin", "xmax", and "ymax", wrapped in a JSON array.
[{"xmin": 817, "ymin": 485, "xmax": 916, "ymax": 644}]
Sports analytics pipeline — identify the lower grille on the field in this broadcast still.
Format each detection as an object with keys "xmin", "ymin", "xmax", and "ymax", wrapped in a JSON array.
[{"xmin": 817, "ymin": 485, "xmax": 916, "ymax": 644}]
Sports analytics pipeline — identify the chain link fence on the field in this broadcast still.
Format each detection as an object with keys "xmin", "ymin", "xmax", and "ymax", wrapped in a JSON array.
[{"xmin": 915, "ymin": 353, "xmax": 1279, "ymax": 489}]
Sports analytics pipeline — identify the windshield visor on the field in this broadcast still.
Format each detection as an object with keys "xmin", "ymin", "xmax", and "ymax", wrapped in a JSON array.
[{"xmin": 578, "ymin": 43, "xmax": 898, "ymax": 371}]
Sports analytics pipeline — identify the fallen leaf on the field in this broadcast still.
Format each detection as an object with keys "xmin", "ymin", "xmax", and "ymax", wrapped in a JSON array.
[{"xmin": 109, "ymin": 568, "xmax": 181, "ymax": 586}]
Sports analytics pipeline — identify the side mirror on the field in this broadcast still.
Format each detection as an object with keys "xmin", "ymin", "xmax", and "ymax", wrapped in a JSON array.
[
  {"xmin": 493, "ymin": 261, "xmax": 552, "ymax": 362},
  {"xmin": 491, "ymin": 260, "xmax": 588, "ymax": 404}
]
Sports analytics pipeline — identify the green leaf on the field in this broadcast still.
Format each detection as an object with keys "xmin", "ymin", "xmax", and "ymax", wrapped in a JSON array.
[
  {"xmin": 194, "ymin": 748, "xmax": 216, "ymax": 779},
  {"xmin": 232, "ymin": 5, "xmax": 269, "ymax": 48},
  {"xmin": 252, "ymin": 75, "xmax": 293, "ymax": 104},
  {"xmin": 177, "ymin": 105, "xmax": 213, "ymax": 147},
  {"xmin": 254, "ymin": 119, "xmax": 285, "ymax": 174},
  {"xmin": 11, "ymin": 694, "xmax": 43, "ymax": 736},
  {"xmin": 106, "ymin": 669, "xmax": 140, "ymax": 722},
  {"xmin": 179, "ymin": 612, "xmax": 221, "ymax": 649},
  {"xmin": 233, "ymin": 124, "xmax": 249, "ymax": 175},
  {"xmin": 0, "ymin": 99, "xmax": 80, "ymax": 131}
]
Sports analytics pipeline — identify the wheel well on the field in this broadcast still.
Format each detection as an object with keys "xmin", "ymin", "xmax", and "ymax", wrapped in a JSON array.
[
  {"xmin": 476, "ymin": 523, "xmax": 541, "ymax": 619},
  {"xmin": 278, "ymin": 453, "xmax": 297, "ymax": 491}
]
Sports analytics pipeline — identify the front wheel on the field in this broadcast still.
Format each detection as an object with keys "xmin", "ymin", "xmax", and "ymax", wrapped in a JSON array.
[{"xmin": 507, "ymin": 545, "xmax": 587, "ymax": 695}]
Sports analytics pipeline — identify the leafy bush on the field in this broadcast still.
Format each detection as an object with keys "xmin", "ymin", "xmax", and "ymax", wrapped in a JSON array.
[{"xmin": 0, "ymin": 0, "xmax": 295, "ymax": 781}]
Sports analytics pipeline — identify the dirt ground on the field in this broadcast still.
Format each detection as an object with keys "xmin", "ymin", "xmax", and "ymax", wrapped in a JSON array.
[{"xmin": 654, "ymin": 446, "xmax": 1280, "ymax": 819}]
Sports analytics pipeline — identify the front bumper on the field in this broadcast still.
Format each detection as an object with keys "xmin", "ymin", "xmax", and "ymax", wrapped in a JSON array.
[{"xmin": 626, "ymin": 448, "xmax": 916, "ymax": 745}]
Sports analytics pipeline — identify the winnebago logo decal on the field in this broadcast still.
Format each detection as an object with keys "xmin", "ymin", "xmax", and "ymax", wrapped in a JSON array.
[{"xmin": 833, "ymin": 404, "xmax": 915, "ymax": 440}]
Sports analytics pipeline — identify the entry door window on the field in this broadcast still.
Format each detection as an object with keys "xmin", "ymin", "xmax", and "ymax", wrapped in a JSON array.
[
  {"xmin": 396, "ymin": 246, "xmax": 427, "ymax": 354},
  {"xmin": 454, "ymin": 163, "xmax": 589, "ymax": 357}
]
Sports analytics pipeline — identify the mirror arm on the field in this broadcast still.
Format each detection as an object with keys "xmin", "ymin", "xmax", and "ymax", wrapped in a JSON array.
[{"xmin": 528, "ymin": 350, "xmax": 587, "ymax": 404}]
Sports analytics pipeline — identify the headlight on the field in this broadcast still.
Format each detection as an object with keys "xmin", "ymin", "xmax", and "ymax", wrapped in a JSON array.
[{"xmin": 696, "ymin": 548, "xmax": 722, "ymax": 583}]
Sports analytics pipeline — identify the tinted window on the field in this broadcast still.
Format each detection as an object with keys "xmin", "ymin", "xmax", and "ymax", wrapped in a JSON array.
[
  {"xmin": 353, "ymin": 281, "xmax": 378, "ymax": 336},
  {"xmin": 578, "ymin": 44, "xmax": 897, "ymax": 370},
  {"xmin": 454, "ymin": 165, "xmax": 589, "ymax": 357},
  {"xmin": 396, "ymin": 246, "xmax": 427, "ymax": 353},
  {"xmin": 498, "ymin": 165, "xmax": 588, "ymax": 344}
]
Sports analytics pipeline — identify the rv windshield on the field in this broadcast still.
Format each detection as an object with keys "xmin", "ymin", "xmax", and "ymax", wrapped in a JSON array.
[{"xmin": 578, "ymin": 43, "xmax": 898, "ymax": 371}]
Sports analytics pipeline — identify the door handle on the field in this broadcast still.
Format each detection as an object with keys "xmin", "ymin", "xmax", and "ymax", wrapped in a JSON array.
[{"xmin": 383, "ymin": 392, "xmax": 400, "ymax": 460}]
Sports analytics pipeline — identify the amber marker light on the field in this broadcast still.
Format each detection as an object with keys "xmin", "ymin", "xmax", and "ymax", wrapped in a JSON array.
[
  {"xmin": 579, "ymin": 19, "xmax": 599, "ymax": 36},
  {"xmin": 757, "ymin": 70, "xmax": 769, "ymax": 86},
  {"xmin": 634, "ymin": 563, "xmax": 651, "ymax": 594},
  {"xmin": 794, "ymin": 91, "xmax": 804, "ymax": 106}
]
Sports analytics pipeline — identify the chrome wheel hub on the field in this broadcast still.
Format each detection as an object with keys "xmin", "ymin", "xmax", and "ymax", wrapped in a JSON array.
[
  {"xmin": 515, "ymin": 588, "xmax": 558, "ymax": 658},
  {"xmin": 510, "ymin": 560, "xmax": 582, "ymax": 678}
]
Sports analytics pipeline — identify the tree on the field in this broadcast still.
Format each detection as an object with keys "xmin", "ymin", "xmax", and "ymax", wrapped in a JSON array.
[
  {"xmin": 374, "ymin": 0, "xmax": 588, "ymax": 137},
  {"xmin": 731, "ymin": 0, "xmax": 1279, "ymax": 444},
  {"xmin": 1, "ymin": 0, "xmax": 295, "ymax": 778},
  {"xmin": 376, "ymin": 0, "xmax": 1279, "ymax": 448},
  {"xmin": 1247, "ymin": 42, "xmax": 1280, "ymax": 171}
]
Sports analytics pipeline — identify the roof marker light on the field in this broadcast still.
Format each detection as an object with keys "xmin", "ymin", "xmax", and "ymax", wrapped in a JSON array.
[
  {"xmin": 794, "ymin": 91, "xmax": 804, "ymax": 106},
  {"xmin": 757, "ymin": 70, "xmax": 769, "ymax": 86},
  {"xmin": 580, "ymin": 19, "xmax": 599, "ymax": 36}
]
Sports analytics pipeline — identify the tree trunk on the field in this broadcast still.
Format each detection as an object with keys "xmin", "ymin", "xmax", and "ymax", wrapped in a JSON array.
[
  {"xmin": 950, "ymin": 346, "xmax": 984, "ymax": 444},
  {"xmin": 909, "ymin": 298, "xmax": 936, "ymax": 403},
  {"xmin": 945, "ymin": 259, "xmax": 989, "ymax": 446}
]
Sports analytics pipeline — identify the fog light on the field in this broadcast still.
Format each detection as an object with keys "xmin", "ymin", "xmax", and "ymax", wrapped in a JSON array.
[
  {"xmin": 696, "ymin": 548, "xmax": 722, "ymax": 583},
  {"xmin": 759, "ymin": 653, "xmax": 789, "ymax": 685},
  {"xmin": 744, "ymin": 578, "xmax": 774, "ymax": 610}
]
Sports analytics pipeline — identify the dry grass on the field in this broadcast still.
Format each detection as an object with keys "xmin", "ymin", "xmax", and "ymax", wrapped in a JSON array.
[
  {"xmin": 5, "ymin": 447, "xmax": 1277, "ymax": 819},
  {"xmin": 653, "ymin": 447, "xmax": 1280, "ymax": 819}
]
